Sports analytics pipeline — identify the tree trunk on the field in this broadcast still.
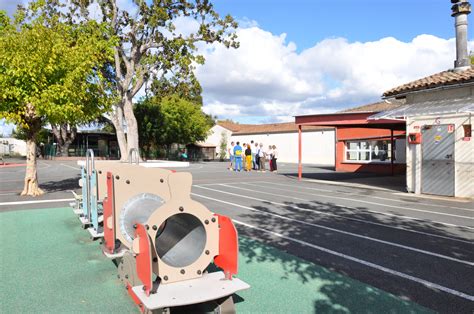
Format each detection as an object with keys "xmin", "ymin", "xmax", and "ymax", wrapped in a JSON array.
[
  {"xmin": 123, "ymin": 95, "xmax": 140, "ymax": 159},
  {"xmin": 21, "ymin": 139, "xmax": 44, "ymax": 196},
  {"xmin": 111, "ymin": 104, "xmax": 128, "ymax": 161},
  {"xmin": 60, "ymin": 142, "xmax": 71, "ymax": 157},
  {"xmin": 51, "ymin": 124, "xmax": 77, "ymax": 157}
]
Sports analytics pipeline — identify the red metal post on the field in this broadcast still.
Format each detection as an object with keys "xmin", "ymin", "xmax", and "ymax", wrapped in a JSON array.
[
  {"xmin": 298, "ymin": 125, "xmax": 302, "ymax": 181},
  {"xmin": 390, "ymin": 129, "xmax": 394, "ymax": 176}
]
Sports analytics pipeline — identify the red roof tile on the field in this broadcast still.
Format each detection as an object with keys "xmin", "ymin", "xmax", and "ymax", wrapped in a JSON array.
[{"xmin": 383, "ymin": 66, "xmax": 474, "ymax": 97}]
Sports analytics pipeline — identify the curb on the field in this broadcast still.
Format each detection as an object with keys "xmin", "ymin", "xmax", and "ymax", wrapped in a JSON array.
[{"xmin": 300, "ymin": 178, "xmax": 400, "ymax": 192}]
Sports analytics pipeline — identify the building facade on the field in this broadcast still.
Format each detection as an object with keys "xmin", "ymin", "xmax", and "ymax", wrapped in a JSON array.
[
  {"xmin": 381, "ymin": 71, "xmax": 474, "ymax": 198},
  {"xmin": 205, "ymin": 122, "xmax": 336, "ymax": 166},
  {"xmin": 295, "ymin": 102, "xmax": 407, "ymax": 177}
]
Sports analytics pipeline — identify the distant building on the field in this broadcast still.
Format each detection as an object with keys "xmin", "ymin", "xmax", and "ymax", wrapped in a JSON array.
[
  {"xmin": 205, "ymin": 121, "xmax": 335, "ymax": 165},
  {"xmin": 295, "ymin": 101, "xmax": 407, "ymax": 176},
  {"xmin": 0, "ymin": 138, "xmax": 27, "ymax": 157},
  {"xmin": 47, "ymin": 130, "xmax": 120, "ymax": 159}
]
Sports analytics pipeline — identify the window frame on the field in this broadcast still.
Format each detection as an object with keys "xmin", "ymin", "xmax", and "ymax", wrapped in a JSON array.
[{"xmin": 344, "ymin": 139, "xmax": 393, "ymax": 163}]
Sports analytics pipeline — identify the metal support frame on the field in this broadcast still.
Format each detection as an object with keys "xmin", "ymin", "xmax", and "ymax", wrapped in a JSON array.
[
  {"xmin": 390, "ymin": 129, "xmax": 395, "ymax": 176},
  {"xmin": 298, "ymin": 125, "xmax": 302, "ymax": 181}
]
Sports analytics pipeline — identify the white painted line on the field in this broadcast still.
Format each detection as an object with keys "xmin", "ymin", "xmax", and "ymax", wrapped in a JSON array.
[
  {"xmin": 0, "ymin": 198, "xmax": 74, "ymax": 206},
  {"xmin": 60, "ymin": 163, "xmax": 81, "ymax": 170},
  {"xmin": 195, "ymin": 185, "xmax": 474, "ymax": 231},
  {"xmin": 224, "ymin": 184, "xmax": 310, "ymax": 202},
  {"xmin": 250, "ymin": 182, "xmax": 474, "ymax": 220},
  {"xmin": 201, "ymin": 183, "xmax": 473, "ymax": 243},
  {"xmin": 301, "ymin": 177, "xmax": 394, "ymax": 192},
  {"xmin": 231, "ymin": 219, "xmax": 474, "ymax": 302},
  {"xmin": 260, "ymin": 181, "xmax": 474, "ymax": 212},
  {"xmin": 192, "ymin": 190, "xmax": 474, "ymax": 266}
]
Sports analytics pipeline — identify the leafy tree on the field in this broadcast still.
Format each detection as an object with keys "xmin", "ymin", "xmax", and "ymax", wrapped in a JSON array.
[
  {"xmin": 134, "ymin": 95, "xmax": 212, "ymax": 156},
  {"xmin": 0, "ymin": 11, "xmax": 114, "ymax": 195},
  {"xmin": 61, "ymin": 0, "xmax": 238, "ymax": 160},
  {"xmin": 12, "ymin": 127, "xmax": 49, "ymax": 145},
  {"xmin": 150, "ymin": 74, "xmax": 203, "ymax": 105},
  {"xmin": 219, "ymin": 131, "xmax": 227, "ymax": 161},
  {"xmin": 134, "ymin": 98, "xmax": 164, "ymax": 158},
  {"xmin": 160, "ymin": 95, "xmax": 212, "ymax": 148}
]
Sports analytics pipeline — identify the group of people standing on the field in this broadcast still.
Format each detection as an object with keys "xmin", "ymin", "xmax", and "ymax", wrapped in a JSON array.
[{"xmin": 228, "ymin": 140, "xmax": 278, "ymax": 172}]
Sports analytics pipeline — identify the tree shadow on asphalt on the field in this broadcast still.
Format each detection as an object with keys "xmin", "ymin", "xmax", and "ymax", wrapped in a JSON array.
[
  {"xmin": 40, "ymin": 176, "xmax": 81, "ymax": 193},
  {"xmin": 235, "ymin": 200, "xmax": 473, "ymax": 313}
]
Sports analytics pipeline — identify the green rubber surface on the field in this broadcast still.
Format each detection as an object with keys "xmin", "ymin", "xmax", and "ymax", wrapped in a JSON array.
[{"xmin": 0, "ymin": 207, "xmax": 432, "ymax": 313}]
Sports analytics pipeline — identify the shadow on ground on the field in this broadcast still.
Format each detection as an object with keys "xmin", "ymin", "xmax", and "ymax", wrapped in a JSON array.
[
  {"xmin": 234, "ymin": 199, "xmax": 473, "ymax": 313},
  {"xmin": 40, "ymin": 176, "xmax": 81, "ymax": 193}
]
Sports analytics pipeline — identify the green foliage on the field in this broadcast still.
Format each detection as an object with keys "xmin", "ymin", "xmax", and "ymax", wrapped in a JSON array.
[
  {"xmin": 61, "ymin": 0, "xmax": 239, "ymax": 155},
  {"xmin": 219, "ymin": 131, "xmax": 227, "ymax": 160},
  {"xmin": 150, "ymin": 74, "xmax": 203, "ymax": 105},
  {"xmin": 0, "ymin": 10, "xmax": 114, "ymax": 136},
  {"xmin": 12, "ymin": 127, "xmax": 49, "ymax": 144},
  {"xmin": 160, "ymin": 95, "xmax": 211, "ymax": 146},
  {"xmin": 134, "ymin": 99, "xmax": 164, "ymax": 157},
  {"xmin": 135, "ymin": 95, "xmax": 212, "ymax": 157}
]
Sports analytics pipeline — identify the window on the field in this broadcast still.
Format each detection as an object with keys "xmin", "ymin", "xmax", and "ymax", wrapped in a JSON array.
[{"xmin": 345, "ymin": 140, "xmax": 393, "ymax": 163}]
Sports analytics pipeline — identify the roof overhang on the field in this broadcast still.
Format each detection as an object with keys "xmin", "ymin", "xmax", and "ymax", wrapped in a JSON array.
[
  {"xmin": 295, "ymin": 112, "xmax": 405, "ymax": 129},
  {"xmin": 368, "ymin": 97, "xmax": 474, "ymax": 120}
]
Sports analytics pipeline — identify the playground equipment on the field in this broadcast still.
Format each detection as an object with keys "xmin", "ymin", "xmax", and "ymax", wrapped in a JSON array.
[
  {"xmin": 71, "ymin": 149, "xmax": 104, "ymax": 238},
  {"xmin": 71, "ymin": 150, "xmax": 250, "ymax": 312}
]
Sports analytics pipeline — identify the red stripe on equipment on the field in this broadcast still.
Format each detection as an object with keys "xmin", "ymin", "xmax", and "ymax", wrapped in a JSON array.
[
  {"xmin": 126, "ymin": 283, "xmax": 144, "ymax": 313},
  {"xmin": 214, "ymin": 214, "xmax": 239, "ymax": 276},
  {"xmin": 135, "ymin": 224, "xmax": 153, "ymax": 296},
  {"xmin": 103, "ymin": 172, "xmax": 115, "ymax": 254}
]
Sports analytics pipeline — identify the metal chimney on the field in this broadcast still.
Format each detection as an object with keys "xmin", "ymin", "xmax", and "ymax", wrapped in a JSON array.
[{"xmin": 451, "ymin": 0, "xmax": 472, "ymax": 70}]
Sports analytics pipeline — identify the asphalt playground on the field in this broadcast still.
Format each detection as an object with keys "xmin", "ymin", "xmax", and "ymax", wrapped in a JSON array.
[{"xmin": 1, "ymin": 159, "xmax": 473, "ymax": 313}]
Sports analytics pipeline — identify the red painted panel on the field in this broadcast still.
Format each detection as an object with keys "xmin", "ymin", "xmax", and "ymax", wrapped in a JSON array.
[
  {"xmin": 103, "ymin": 172, "xmax": 115, "ymax": 254},
  {"xmin": 214, "ymin": 214, "xmax": 238, "ymax": 276},
  {"xmin": 126, "ymin": 283, "xmax": 144, "ymax": 313},
  {"xmin": 135, "ymin": 224, "xmax": 152, "ymax": 296}
]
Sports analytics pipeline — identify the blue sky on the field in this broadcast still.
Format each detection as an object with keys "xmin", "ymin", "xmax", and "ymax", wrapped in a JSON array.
[{"xmin": 213, "ymin": 0, "xmax": 456, "ymax": 50}]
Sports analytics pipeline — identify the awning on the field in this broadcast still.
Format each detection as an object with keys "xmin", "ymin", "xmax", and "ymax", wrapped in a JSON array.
[{"xmin": 368, "ymin": 97, "xmax": 474, "ymax": 120}]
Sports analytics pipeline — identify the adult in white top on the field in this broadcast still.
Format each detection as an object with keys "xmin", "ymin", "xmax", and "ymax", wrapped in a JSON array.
[
  {"xmin": 267, "ymin": 145, "xmax": 274, "ymax": 171},
  {"xmin": 251, "ymin": 141, "xmax": 258, "ymax": 170},
  {"xmin": 271, "ymin": 145, "xmax": 278, "ymax": 172},
  {"xmin": 258, "ymin": 143, "xmax": 266, "ymax": 172}
]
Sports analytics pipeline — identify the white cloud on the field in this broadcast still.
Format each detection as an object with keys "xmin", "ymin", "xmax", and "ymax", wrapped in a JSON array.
[{"xmin": 196, "ymin": 25, "xmax": 473, "ymax": 123}]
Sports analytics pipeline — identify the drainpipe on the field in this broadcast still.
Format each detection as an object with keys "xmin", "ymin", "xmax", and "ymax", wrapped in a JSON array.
[{"xmin": 451, "ymin": 0, "xmax": 472, "ymax": 71}]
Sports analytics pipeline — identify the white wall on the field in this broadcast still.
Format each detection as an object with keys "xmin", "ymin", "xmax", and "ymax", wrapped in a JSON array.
[
  {"xmin": 404, "ymin": 86, "xmax": 474, "ymax": 198},
  {"xmin": 204, "ymin": 125, "xmax": 336, "ymax": 165},
  {"xmin": 0, "ymin": 138, "xmax": 27, "ymax": 156},
  {"xmin": 231, "ymin": 130, "xmax": 335, "ymax": 165},
  {"xmin": 205, "ymin": 125, "xmax": 233, "ymax": 158},
  {"xmin": 406, "ymin": 113, "xmax": 473, "ymax": 198}
]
